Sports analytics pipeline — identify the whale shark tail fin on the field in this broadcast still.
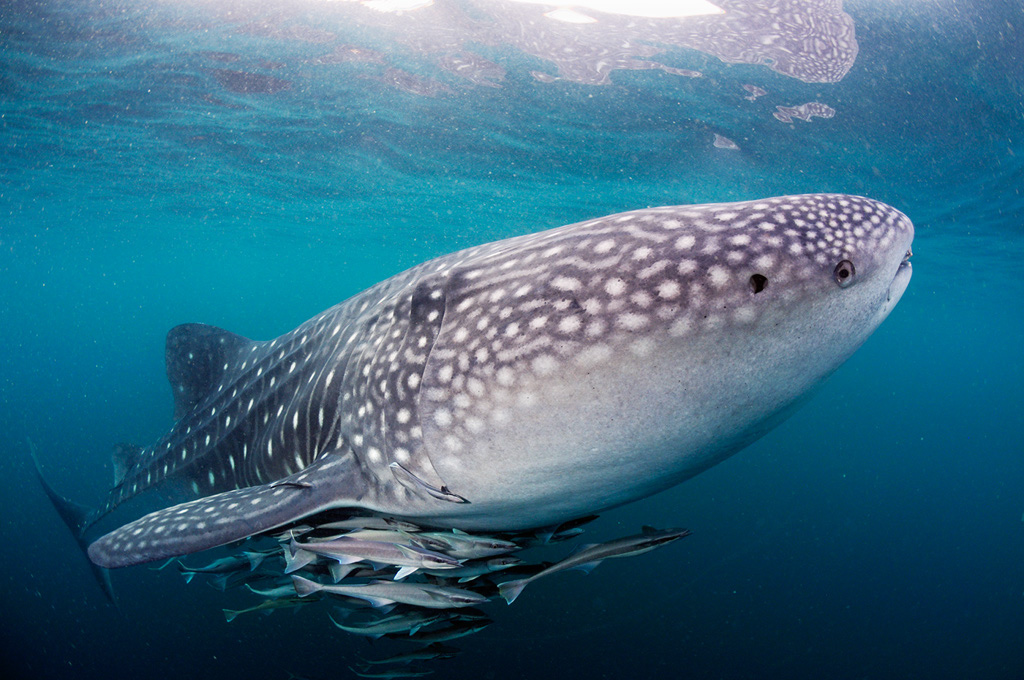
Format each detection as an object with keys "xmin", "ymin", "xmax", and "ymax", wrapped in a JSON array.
[{"xmin": 28, "ymin": 438, "xmax": 116, "ymax": 605}]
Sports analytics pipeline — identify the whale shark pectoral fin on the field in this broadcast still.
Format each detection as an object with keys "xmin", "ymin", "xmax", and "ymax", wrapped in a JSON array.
[
  {"xmin": 388, "ymin": 462, "xmax": 470, "ymax": 504},
  {"xmin": 88, "ymin": 451, "xmax": 362, "ymax": 569}
]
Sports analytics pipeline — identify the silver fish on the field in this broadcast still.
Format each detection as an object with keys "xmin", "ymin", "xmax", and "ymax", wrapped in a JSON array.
[
  {"xmin": 178, "ymin": 550, "xmax": 267, "ymax": 578},
  {"xmin": 315, "ymin": 517, "xmax": 423, "ymax": 533},
  {"xmin": 288, "ymin": 537, "xmax": 460, "ymax": 580},
  {"xmin": 413, "ymin": 530, "xmax": 519, "ymax": 560},
  {"xmin": 401, "ymin": 619, "xmax": 491, "ymax": 644},
  {"xmin": 423, "ymin": 555, "xmax": 521, "ymax": 582},
  {"xmin": 348, "ymin": 667, "xmax": 433, "ymax": 679},
  {"xmin": 327, "ymin": 608, "xmax": 457, "ymax": 638},
  {"xmin": 245, "ymin": 582, "xmax": 299, "ymax": 599},
  {"xmin": 498, "ymin": 527, "xmax": 691, "ymax": 603},
  {"xmin": 360, "ymin": 643, "xmax": 459, "ymax": 665},
  {"xmin": 291, "ymin": 575, "xmax": 489, "ymax": 609},
  {"xmin": 222, "ymin": 596, "xmax": 307, "ymax": 623}
]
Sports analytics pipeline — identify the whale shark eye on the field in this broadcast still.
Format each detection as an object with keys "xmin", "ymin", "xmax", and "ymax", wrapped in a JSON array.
[
  {"xmin": 833, "ymin": 260, "xmax": 856, "ymax": 287},
  {"xmin": 748, "ymin": 274, "xmax": 768, "ymax": 294}
]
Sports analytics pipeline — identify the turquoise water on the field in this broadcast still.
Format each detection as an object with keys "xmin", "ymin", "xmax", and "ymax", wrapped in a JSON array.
[{"xmin": 2, "ymin": 0, "xmax": 1023, "ymax": 678}]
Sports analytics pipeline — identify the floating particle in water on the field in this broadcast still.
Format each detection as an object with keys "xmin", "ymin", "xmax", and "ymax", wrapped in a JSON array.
[
  {"xmin": 773, "ymin": 102, "xmax": 836, "ymax": 123},
  {"xmin": 743, "ymin": 84, "xmax": 767, "ymax": 101},
  {"xmin": 713, "ymin": 134, "xmax": 740, "ymax": 150}
]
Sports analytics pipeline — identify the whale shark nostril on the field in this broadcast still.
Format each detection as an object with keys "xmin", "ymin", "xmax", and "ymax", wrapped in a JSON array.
[{"xmin": 748, "ymin": 274, "xmax": 768, "ymax": 294}]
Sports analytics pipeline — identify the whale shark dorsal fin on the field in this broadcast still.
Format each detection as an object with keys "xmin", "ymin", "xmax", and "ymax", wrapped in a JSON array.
[
  {"xmin": 165, "ymin": 323, "xmax": 256, "ymax": 419},
  {"xmin": 111, "ymin": 442, "xmax": 143, "ymax": 486}
]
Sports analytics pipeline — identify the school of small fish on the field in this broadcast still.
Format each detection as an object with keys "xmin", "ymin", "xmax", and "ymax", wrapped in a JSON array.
[{"xmin": 165, "ymin": 514, "xmax": 690, "ymax": 678}]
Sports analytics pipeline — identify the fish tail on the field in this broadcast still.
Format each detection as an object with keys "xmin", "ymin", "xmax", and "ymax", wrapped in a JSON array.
[
  {"xmin": 290, "ymin": 574, "xmax": 323, "ymax": 597},
  {"xmin": 283, "ymin": 546, "xmax": 316, "ymax": 574},
  {"xmin": 148, "ymin": 557, "xmax": 178, "ymax": 571},
  {"xmin": 27, "ymin": 438, "xmax": 116, "ymax": 604},
  {"xmin": 243, "ymin": 551, "xmax": 266, "ymax": 571},
  {"xmin": 326, "ymin": 610, "xmax": 346, "ymax": 629},
  {"xmin": 497, "ymin": 578, "xmax": 529, "ymax": 605}
]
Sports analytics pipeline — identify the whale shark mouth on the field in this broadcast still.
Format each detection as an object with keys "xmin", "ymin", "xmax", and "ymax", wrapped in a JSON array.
[{"xmin": 888, "ymin": 249, "xmax": 913, "ymax": 302}]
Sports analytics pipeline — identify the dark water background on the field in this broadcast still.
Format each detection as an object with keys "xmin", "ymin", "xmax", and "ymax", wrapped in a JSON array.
[{"xmin": 2, "ymin": 1, "xmax": 1022, "ymax": 678}]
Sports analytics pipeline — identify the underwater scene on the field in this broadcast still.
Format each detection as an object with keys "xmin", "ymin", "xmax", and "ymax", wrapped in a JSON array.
[{"xmin": 1, "ymin": 1, "xmax": 1022, "ymax": 678}]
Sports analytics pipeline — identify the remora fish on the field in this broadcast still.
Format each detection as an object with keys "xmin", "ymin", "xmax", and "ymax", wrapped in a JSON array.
[
  {"xmin": 498, "ymin": 527, "xmax": 691, "ymax": 604},
  {"xmin": 349, "ymin": 667, "xmax": 434, "ymax": 679},
  {"xmin": 423, "ymin": 555, "xmax": 521, "ymax": 582},
  {"xmin": 246, "ymin": 582, "xmax": 299, "ymax": 599},
  {"xmin": 328, "ymin": 608, "xmax": 457, "ymax": 638},
  {"xmin": 360, "ymin": 643, "xmax": 459, "ymax": 665},
  {"xmin": 31, "ymin": 195, "xmax": 913, "ymax": 570},
  {"xmin": 398, "ymin": 618, "xmax": 491, "ymax": 644},
  {"xmin": 290, "ymin": 575, "xmax": 489, "ymax": 609},
  {"xmin": 315, "ymin": 517, "xmax": 423, "ymax": 533},
  {"xmin": 177, "ymin": 551, "xmax": 267, "ymax": 581},
  {"xmin": 413, "ymin": 529, "xmax": 519, "ymax": 559},
  {"xmin": 223, "ymin": 596, "xmax": 307, "ymax": 622},
  {"xmin": 315, "ymin": 528, "xmax": 453, "ymax": 555},
  {"xmin": 288, "ymin": 537, "xmax": 460, "ymax": 580}
]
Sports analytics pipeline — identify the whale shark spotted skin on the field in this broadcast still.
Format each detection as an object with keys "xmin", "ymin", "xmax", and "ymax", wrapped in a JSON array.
[{"xmin": 68, "ymin": 194, "xmax": 912, "ymax": 568}]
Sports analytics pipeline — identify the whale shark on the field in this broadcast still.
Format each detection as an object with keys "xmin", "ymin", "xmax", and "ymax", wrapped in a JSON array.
[{"xmin": 34, "ymin": 194, "xmax": 913, "ymax": 570}]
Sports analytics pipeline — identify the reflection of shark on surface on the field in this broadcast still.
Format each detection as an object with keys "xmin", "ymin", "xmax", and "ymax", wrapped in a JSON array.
[{"xmin": 32, "ymin": 195, "xmax": 913, "ymax": 586}]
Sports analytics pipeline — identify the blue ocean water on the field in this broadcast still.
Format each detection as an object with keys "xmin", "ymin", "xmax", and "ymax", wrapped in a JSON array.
[{"xmin": 1, "ymin": 0, "xmax": 1022, "ymax": 678}]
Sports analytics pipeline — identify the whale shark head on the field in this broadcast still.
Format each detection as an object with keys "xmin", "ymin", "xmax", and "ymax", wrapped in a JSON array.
[{"xmin": 412, "ymin": 194, "xmax": 914, "ymax": 528}]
